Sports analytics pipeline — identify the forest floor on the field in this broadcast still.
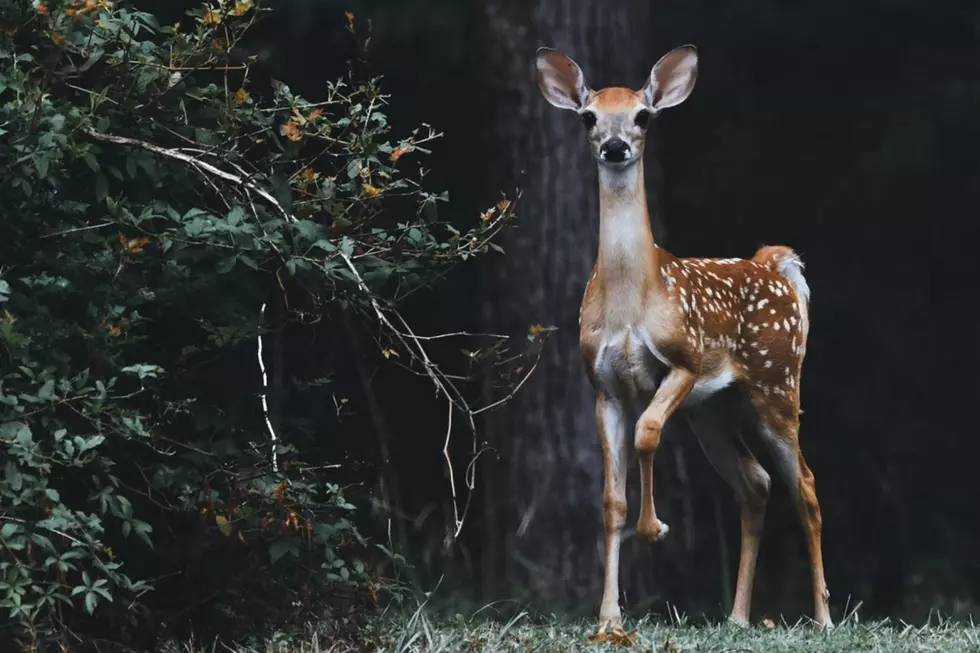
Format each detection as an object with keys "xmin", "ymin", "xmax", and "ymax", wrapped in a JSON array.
[{"xmin": 165, "ymin": 611, "xmax": 980, "ymax": 653}]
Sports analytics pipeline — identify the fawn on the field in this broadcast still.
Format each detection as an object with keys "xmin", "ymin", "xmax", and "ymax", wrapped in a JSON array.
[{"xmin": 534, "ymin": 45, "xmax": 832, "ymax": 633}]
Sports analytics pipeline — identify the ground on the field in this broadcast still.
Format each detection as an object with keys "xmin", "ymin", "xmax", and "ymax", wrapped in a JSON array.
[{"xmin": 163, "ymin": 611, "xmax": 980, "ymax": 653}]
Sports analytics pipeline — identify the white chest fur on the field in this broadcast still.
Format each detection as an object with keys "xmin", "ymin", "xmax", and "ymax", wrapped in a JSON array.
[
  {"xmin": 592, "ymin": 326, "xmax": 665, "ymax": 402},
  {"xmin": 592, "ymin": 324, "xmax": 737, "ymax": 409}
]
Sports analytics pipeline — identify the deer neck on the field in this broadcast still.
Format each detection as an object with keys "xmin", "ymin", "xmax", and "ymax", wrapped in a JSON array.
[{"xmin": 595, "ymin": 160, "xmax": 664, "ymax": 323}]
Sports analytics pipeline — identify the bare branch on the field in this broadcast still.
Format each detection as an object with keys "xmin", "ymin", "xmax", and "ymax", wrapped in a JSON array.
[
  {"xmin": 258, "ymin": 302, "xmax": 279, "ymax": 473},
  {"xmin": 41, "ymin": 222, "xmax": 114, "ymax": 238}
]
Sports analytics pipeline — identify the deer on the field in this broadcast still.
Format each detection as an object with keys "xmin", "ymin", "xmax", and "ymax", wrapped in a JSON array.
[{"xmin": 534, "ymin": 45, "xmax": 833, "ymax": 634}]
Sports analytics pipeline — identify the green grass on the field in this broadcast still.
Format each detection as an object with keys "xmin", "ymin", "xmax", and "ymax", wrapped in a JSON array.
[{"xmin": 162, "ymin": 609, "xmax": 980, "ymax": 653}]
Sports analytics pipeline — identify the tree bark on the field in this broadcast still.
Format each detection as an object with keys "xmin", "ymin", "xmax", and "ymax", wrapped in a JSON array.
[{"xmin": 477, "ymin": 0, "xmax": 683, "ymax": 613}]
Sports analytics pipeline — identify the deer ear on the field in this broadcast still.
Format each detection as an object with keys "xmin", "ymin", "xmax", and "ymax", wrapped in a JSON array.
[
  {"xmin": 535, "ymin": 47, "xmax": 591, "ymax": 111},
  {"xmin": 642, "ymin": 45, "xmax": 698, "ymax": 110}
]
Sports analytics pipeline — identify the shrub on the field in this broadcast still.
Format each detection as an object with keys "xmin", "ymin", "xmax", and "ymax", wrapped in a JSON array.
[{"xmin": 0, "ymin": 1, "xmax": 520, "ymax": 649}]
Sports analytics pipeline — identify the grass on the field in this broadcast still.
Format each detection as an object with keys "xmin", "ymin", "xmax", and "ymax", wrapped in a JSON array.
[{"xmin": 163, "ymin": 608, "xmax": 980, "ymax": 653}]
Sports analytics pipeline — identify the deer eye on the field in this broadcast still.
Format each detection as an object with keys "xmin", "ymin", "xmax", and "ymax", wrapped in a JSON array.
[
  {"xmin": 634, "ymin": 109, "xmax": 651, "ymax": 128},
  {"xmin": 580, "ymin": 111, "xmax": 597, "ymax": 130}
]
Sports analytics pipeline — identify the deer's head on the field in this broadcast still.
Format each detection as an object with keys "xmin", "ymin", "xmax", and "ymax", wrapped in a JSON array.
[{"xmin": 535, "ymin": 46, "xmax": 698, "ymax": 168}]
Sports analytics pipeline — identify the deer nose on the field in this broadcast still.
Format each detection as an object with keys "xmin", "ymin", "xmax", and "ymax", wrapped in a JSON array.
[{"xmin": 600, "ymin": 138, "xmax": 630, "ymax": 162}]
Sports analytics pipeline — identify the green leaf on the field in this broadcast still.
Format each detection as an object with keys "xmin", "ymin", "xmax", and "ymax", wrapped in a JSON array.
[
  {"xmin": 216, "ymin": 256, "xmax": 237, "ymax": 274},
  {"xmin": 34, "ymin": 155, "xmax": 49, "ymax": 178},
  {"xmin": 0, "ymin": 523, "xmax": 21, "ymax": 540},
  {"xmin": 94, "ymin": 172, "xmax": 108, "ymax": 204},
  {"xmin": 83, "ymin": 152, "xmax": 100, "ymax": 172},
  {"xmin": 37, "ymin": 379, "xmax": 55, "ymax": 402},
  {"xmin": 77, "ymin": 435, "xmax": 105, "ymax": 453},
  {"xmin": 226, "ymin": 205, "xmax": 245, "ymax": 226},
  {"xmin": 84, "ymin": 591, "xmax": 98, "ymax": 615},
  {"xmin": 120, "ymin": 364, "xmax": 163, "ymax": 379},
  {"xmin": 4, "ymin": 462, "xmax": 22, "ymax": 493},
  {"xmin": 268, "ymin": 539, "xmax": 299, "ymax": 564}
]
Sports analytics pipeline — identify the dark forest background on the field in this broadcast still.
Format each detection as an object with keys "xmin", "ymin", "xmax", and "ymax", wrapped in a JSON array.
[
  {"xmin": 2, "ymin": 0, "xmax": 979, "ymax": 648},
  {"xmin": 243, "ymin": 0, "xmax": 980, "ymax": 621}
]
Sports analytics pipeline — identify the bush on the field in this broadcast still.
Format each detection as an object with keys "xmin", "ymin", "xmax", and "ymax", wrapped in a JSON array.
[{"xmin": 0, "ymin": 1, "xmax": 519, "ymax": 649}]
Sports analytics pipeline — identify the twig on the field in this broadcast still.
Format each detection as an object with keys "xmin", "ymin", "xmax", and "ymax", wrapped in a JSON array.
[
  {"xmin": 41, "ymin": 222, "xmax": 114, "ymax": 238},
  {"xmin": 400, "ymin": 330, "xmax": 508, "ymax": 341},
  {"xmin": 471, "ymin": 351, "xmax": 544, "ymax": 416},
  {"xmin": 85, "ymin": 129, "xmax": 282, "ymax": 215},
  {"xmin": 0, "ymin": 515, "xmax": 86, "ymax": 547},
  {"xmin": 257, "ymin": 303, "xmax": 279, "ymax": 473}
]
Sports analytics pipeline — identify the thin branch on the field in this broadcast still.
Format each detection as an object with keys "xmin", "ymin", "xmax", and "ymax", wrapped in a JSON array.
[
  {"xmin": 258, "ymin": 302, "xmax": 279, "ymax": 473},
  {"xmin": 401, "ymin": 330, "xmax": 508, "ymax": 341},
  {"xmin": 0, "ymin": 516, "xmax": 86, "ymax": 547},
  {"xmin": 85, "ymin": 129, "xmax": 283, "ymax": 214},
  {"xmin": 41, "ymin": 222, "xmax": 114, "ymax": 238},
  {"xmin": 471, "ymin": 350, "xmax": 544, "ymax": 416}
]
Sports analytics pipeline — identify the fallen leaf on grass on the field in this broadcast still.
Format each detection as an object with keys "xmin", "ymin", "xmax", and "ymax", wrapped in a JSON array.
[{"xmin": 587, "ymin": 628, "xmax": 638, "ymax": 647}]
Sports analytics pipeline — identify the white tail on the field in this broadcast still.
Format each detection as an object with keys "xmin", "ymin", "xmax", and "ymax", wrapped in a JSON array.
[{"xmin": 536, "ymin": 45, "xmax": 832, "ymax": 633}]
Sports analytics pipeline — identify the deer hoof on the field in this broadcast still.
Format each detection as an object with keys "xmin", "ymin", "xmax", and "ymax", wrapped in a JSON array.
[{"xmin": 637, "ymin": 517, "xmax": 669, "ymax": 542}]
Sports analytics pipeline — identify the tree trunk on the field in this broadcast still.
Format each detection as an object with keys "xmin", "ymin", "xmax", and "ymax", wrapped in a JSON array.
[{"xmin": 476, "ymin": 0, "xmax": 690, "ymax": 614}]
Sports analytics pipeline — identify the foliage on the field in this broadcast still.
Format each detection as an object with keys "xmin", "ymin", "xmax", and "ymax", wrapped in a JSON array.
[{"xmin": 0, "ymin": 0, "xmax": 519, "ymax": 649}]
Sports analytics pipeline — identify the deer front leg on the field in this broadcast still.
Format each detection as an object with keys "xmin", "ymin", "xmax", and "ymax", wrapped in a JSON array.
[
  {"xmin": 596, "ymin": 394, "xmax": 630, "ymax": 633},
  {"xmin": 635, "ymin": 367, "xmax": 695, "ymax": 542}
]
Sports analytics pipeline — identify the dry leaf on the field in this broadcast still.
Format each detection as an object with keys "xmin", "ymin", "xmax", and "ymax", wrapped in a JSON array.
[
  {"xmin": 214, "ymin": 514, "xmax": 234, "ymax": 537},
  {"xmin": 761, "ymin": 617, "xmax": 776, "ymax": 629},
  {"xmin": 295, "ymin": 167, "xmax": 319, "ymax": 190},
  {"xmin": 307, "ymin": 108, "xmax": 322, "ymax": 122},
  {"xmin": 107, "ymin": 325, "xmax": 121, "ymax": 337},
  {"xmin": 36, "ymin": 2, "xmax": 47, "ymax": 14},
  {"xmin": 233, "ymin": 87, "xmax": 249, "ymax": 105},
  {"xmin": 231, "ymin": 0, "xmax": 252, "ymax": 17},
  {"xmin": 119, "ymin": 233, "xmax": 150, "ymax": 255},
  {"xmin": 659, "ymin": 639, "xmax": 679, "ymax": 653},
  {"xmin": 587, "ymin": 628, "xmax": 638, "ymax": 647},
  {"xmin": 362, "ymin": 183, "xmax": 381, "ymax": 198},
  {"xmin": 282, "ymin": 118, "xmax": 303, "ymax": 142},
  {"xmin": 528, "ymin": 324, "xmax": 549, "ymax": 336},
  {"xmin": 496, "ymin": 199, "xmax": 512, "ymax": 213},
  {"xmin": 297, "ymin": 171, "xmax": 318, "ymax": 193},
  {"xmin": 272, "ymin": 479, "xmax": 288, "ymax": 499},
  {"xmin": 344, "ymin": 10, "xmax": 354, "ymax": 26},
  {"xmin": 200, "ymin": 7, "xmax": 222, "ymax": 25},
  {"xmin": 390, "ymin": 144, "xmax": 414, "ymax": 162},
  {"xmin": 480, "ymin": 207, "xmax": 495, "ymax": 222},
  {"xmin": 381, "ymin": 348, "xmax": 399, "ymax": 359}
]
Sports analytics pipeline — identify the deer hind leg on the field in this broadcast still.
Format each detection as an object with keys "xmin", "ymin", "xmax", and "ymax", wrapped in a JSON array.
[
  {"xmin": 687, "ymin": 391, "xmax": 771, "ymax": 626},
  {"xmin": 752, "ymin": 399, "xmax": 833, "ymax": 629},
  {"xmin": 595, "ymin": 394, "xmax": 630, "ymax": 633},
  {"xmin": 635, "ymin": 367, "xmax": 695, "ymax": 542}
]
